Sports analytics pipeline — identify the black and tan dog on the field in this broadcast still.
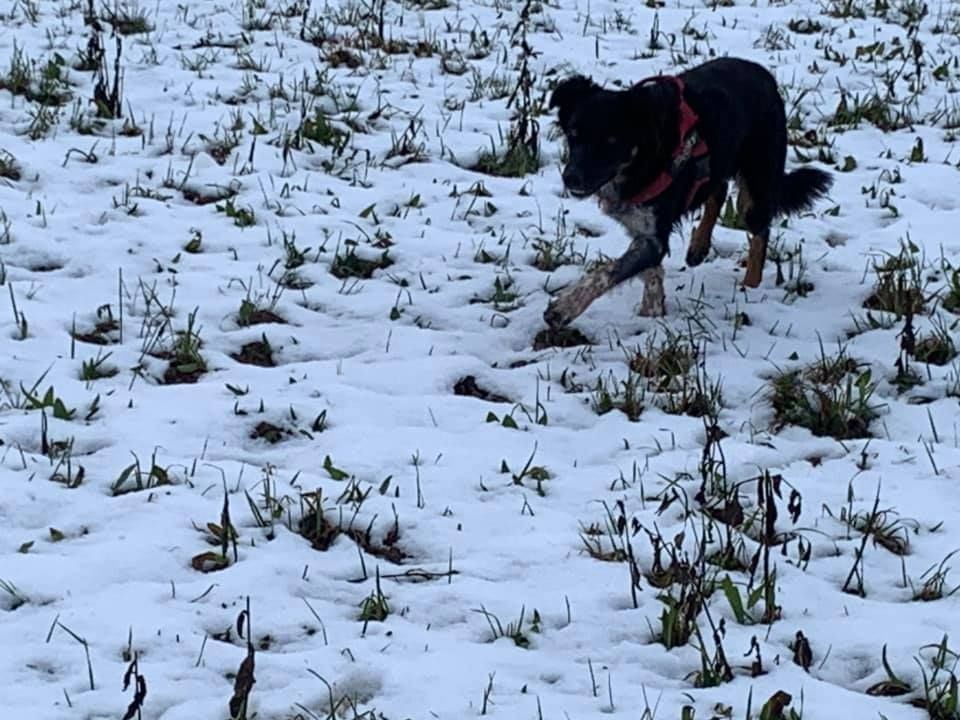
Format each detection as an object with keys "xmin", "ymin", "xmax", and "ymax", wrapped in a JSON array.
[{"xmin": 543, "ymin": 56, "xmax": 833, "ymax": 328}]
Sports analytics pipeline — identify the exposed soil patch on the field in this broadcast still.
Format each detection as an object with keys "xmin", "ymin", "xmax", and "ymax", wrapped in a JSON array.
[
  {"xmin": 182, "ymin": 186, "xmax": 237, "ymax": 206},
  {"xmin": 190, "ymin": 551, "xmax": 230, "ymax": 573},
  {"xmin": 162, "ymin": 362, "xmax": 206, "ymax": 385},
  {"xmin": 28, "ymin": 261, "xmax": 64, "ymax": 272},
  {"xmin": 232, "ymin": 338, "xmax": 275, "ymax": 368},
  {"xmin": 72, "ymin": 319, "xmax": 121, "ymax": 346},
  {"xmin": 238, "ymin": 305, "xmax": 286, "ymax": 327},
  {"xmin": 153, "ymin": 351, "xmax": 207, "ymax": 385},
  {"xmin": 453, "ymin": 375, "xmax": 510, "ymax": 403},
  {"xmin": 533, "ymin": 326, "xmax": 591, "ymax": 350},
  {"xmin": 330, "ymin": 249, "xmax": 393, "ymax": 279},
  {"xmin": 299, "ymin": 511, "xmax": 408, "ymax": 564},
  {"xmin": 250, "ymin": 421, "xmax": 292, "ymax": 444}
]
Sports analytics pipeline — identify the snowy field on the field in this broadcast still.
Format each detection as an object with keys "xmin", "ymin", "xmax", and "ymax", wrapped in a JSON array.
[{"xmin": 3, "ymin": 0, "xmax": 960, "ymax": 718}]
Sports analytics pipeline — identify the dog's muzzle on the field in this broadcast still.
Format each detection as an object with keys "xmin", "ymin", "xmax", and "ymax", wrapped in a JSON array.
[{"xmin": 561, "ymin": 169, "xmax": 606, "ymax": 200}]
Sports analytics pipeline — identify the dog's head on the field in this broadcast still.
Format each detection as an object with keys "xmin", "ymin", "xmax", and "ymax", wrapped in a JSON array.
[{"xmin": 550, "ymin": 75, "xmax": 666, "ymax": 199}]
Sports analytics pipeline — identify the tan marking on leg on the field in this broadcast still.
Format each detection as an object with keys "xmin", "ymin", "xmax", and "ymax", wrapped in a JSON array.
[
  {"xmin": 638, "ymin": 265, "xmax": 666, "ymax": 317},
  {"xmin": 743, "ymin": 233, "xmax": 767, "ymax": 289},
  {"xmin": 736, "ymin": 179, "xmax": 766, "ymax": 288},
  {"xmin": 686, "ymin": 186, "xmax": 726, "ymax": 268}
]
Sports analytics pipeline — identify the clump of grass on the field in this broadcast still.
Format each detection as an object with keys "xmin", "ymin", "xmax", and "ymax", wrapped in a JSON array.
[
  {"xmin": 160, "ymin": 309, "xmax": 207, "ymax": 385},
  {"xmin": 0, "ymin": 42, "xmax": 32, "ymax": 97},
  {"xmin": 824, "ymin": 0, "xmax": 866, "ymax": 18},
  {"xmin": 474, "ymin": 141, "xmax": 540, "ymax": 178},
  {"xmin": 912, "ymin": 317, "xmax": 958, "ymax": 366},
  {"xmin": 912, "ymin": 551, "xmax": 960, "ymax": 602},
  {"xmin": 330, "ymin": 241, "xmax": 393, "ymax": 279},
  {"xmin": 280, "ymin": 231, "xmax": 312, "ymax": 270},
  {"xmin": 579, "ymin": 513, "xmax": 628, "ymax": 563},
  {"xmin": 2, "ymin": 47, "xmax": 72, "ymax": 139},
  {"xmin": 473, "ymin": 605, "xmax": 536, "ymax": 649},
  {"xmin": 90, "ymin": 34, "xmax": 123, "ymax": 120},
  {"xmin": 942, "ymin": 262, "xmax": 960, "ymax": 315},
  {"xmin": 787, "ymin": 17, "xmax": 824, "ymax": 33},
  {"xmin": 864, "ymin": 242, "xmax": 928, "ymax": 317},
  {"xmin": 624, "ymin": 328, "xmax": 721, "ymax": 417},
  {"xmin": 470, "ymin": 274, "xmax": 522, "ymax": 313},
  {"xmin": 502, "ymin": 446, "xmax": 552, "ymax": 496},
  {"xmin": 80, "ymin": 350, "xmax": 119, "ymax": 381},
  {"xmin": 237, "ymin": 297, "xmax": 285, "ymax": 327},
  {"xmin": 530, "ymin": 234, "xmax": 585, "ymax": 272},
  {"xmin": 23, "ymin": 385, "xmax": 76, "ymax": 420},
  {"xmin": 358, "ymin": 569, "xmax": 390, "ymax": 622},
  {"xmin": 0, "ymin": 44, "xmax": 72, "ymax": 107},
  {"xmin": 864, "ymin": 645, "xmax": 911, "ymax": 697},
  {"xmin": 300, "ymin": 105, "xmax": 350, "ymax": 153},
  {"xmin": 471, "ymin": 0, "xmax": 541, "ymax": 178},
  {"xmin": 892, "ymin": 308, "xmax": 925, "ymax": 394},
  {"xmin": 914, "ymin": 635, "xmax": 960, "ymax": 719},
  {"xmin": 591, "ymin": 371, "xmax": 645, "ymax": 421},
  {"xmin": 628, "ymin": 329, "xmax": 698, "ymax": 391},
  {"xmin": 298, "ymin": 488, "xmax": 408, "ymax": 564},
  {"xmin": 111, "ymin": 450, "xmax": 172, "ymax": 496},
  {"xmin": 769, "ymin": 341, "xmax": 880, "ymax": 439},
  {"xmin": 216, "ymin": 197, "xmax": 256, "ymax": 228},
  {"xmin": 101, "ymin": 1, "xmax": 154, "ymax": 35},
  {"xmin": 202, "ymin": 127, "xmax": 242, "ymax": 165},
  {"xmin": 657, "ymin": 366, "xmax": 723, "ymax": 418},
  {"xmin": 829, "ymin": 90, "xmax": 912, "ymax": 132},
  {"xmin": 0, "ymin": 150, "xmax": 22, "ymax": 181},
  {"xmin": 0, "ymin": 579, "xmax": 28, "ymax": 611}
]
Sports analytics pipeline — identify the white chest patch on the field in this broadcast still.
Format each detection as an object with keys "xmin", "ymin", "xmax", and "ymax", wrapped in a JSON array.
[{"xmin": 596, "ymin": 182, "xmax": 658, "ymax": 238}]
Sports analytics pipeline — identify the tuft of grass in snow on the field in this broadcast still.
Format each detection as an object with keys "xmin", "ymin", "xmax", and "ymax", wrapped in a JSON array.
[{"xmin": 769, "ymin": 340, "xmax": 880, "ymax": 439}]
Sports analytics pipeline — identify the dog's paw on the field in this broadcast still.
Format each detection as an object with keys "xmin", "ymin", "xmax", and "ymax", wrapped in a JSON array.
[
  {"xmin": 543, "ymin": 299, "xmax": 572, "ymax": 329},
  {"xmin": 637, "ymin": 265, "xmax": 666, "ymax": 317},
  {"xmin": 685, "ymin": 242, "xmax": 710, "ymax": 268},
  {"xmin": 637, "ymin": 299, "xmax": 666, "ymax": 318}
]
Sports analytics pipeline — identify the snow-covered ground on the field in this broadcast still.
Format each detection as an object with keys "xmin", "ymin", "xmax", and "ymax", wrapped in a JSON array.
[{"xmin": 2, "ymin": 0, "xmax": 960, "ymax": 718}]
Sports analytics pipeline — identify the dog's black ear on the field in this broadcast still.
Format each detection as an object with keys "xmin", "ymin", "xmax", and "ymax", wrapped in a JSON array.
[
  {"xmin": 627, "ymin": 79, "xmax": 675, "ymax": 121},
  {"xmin": 549, "ymin": 75, "xmax": 597, "ymax": 113},
  {"xmin": 626, "ymin": 81, "xmax": 655, "ymax": 118},
  {"xmin": 626, "ymin": 82, "xmax": 667, "ymax": 134}
]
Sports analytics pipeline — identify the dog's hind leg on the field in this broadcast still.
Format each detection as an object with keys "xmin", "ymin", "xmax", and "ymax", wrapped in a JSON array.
[
  {"xmin": 686, "ymin": 183, "xmax": 727, "ymax": 268},
  {"xmin": 737, "ymin": 181, "xmax": 773, "ymax": 289},
  {"xmin": 743, "ymin": 231, "xmax": 769, "ymax": 289}
]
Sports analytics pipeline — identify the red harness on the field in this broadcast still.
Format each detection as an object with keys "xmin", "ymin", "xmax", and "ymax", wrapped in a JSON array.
[{"xmin": 625, "ymin": 76, "xmax": 710, "ymax": 209}]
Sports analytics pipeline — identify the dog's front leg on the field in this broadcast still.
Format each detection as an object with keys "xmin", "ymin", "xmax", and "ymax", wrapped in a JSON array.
[
  {"xmin": 637, "ymin": 265, "xmax": 666, "ymax": 317},
  {"xmin": 542, "ymin": 259, "xmax": 617, "ymax": 329},
  {"xmin": 543, "ymin": 233, "xmax": 664, "ymax": 328}
]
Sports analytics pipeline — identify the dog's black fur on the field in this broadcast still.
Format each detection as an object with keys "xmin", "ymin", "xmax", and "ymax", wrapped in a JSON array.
[{"xmin": 544, "ymin": 56, "xmax": 833, "ymax": 328}]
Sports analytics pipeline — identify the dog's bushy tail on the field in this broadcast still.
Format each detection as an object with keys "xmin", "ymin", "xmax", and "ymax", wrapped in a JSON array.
[{"xmin": 777, "ymin": 167, "xmax": 833, "ymax": 216}]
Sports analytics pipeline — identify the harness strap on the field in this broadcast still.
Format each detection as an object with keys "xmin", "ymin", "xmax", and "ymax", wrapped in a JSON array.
[{"xmin": 625, "ymin": 76, "xmax": 710, "ymax": 210}]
